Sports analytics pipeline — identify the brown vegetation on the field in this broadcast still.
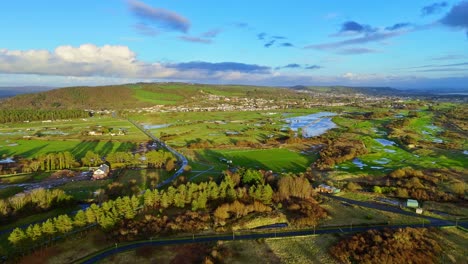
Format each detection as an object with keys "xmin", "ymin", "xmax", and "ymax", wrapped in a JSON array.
[{"xmin": 330, "ymin": 227, "xmax": 442, "ymax": 264}]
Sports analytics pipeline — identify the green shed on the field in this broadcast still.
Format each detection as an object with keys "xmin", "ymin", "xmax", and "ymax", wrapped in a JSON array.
[{"xmin": 406, "ymin": 199, "xmax": 419, "ymax": 208}]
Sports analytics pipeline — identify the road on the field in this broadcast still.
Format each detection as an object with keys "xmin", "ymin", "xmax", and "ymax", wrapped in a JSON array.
[
  {"xmin": 76, "ymin": 220, "xmax": 460, "ymax": 264},
  {"xmin": 0, "ymin": 171, "xmax": 91, "ymax": 191},
  {"xmin": 75, "ymin": 192, "xmax": 467, "ymax": 263},
  {"xmin": 128, "ymin": 119, "xmax": 188, "ymax": 188},
  {"xmin": 323, "ymin": 194, "xmax": 468, "ymax": 229}
]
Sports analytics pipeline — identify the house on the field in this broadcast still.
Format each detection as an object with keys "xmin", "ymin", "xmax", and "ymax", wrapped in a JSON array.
[
  {"xmin": 316, "ymin": 184, "xmax": 341, "ymax": 194},
  {"xmin": 93, "ymin": 164, "xmax": 110, "ymax": 179},
  {"xmin": 406, "ymin": 199, "xmax": 419, "ymax": 208},
  {"xmin": 88, "ymin": 131, "xmax": 103, "ymax": 136}
]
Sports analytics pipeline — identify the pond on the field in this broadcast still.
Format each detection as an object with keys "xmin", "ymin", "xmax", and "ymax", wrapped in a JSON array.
[
  {"xmin": 143, "ymin": 124, "xmax": 170, "ymax": 130},
  {"xmin": 375, "ymin": 138, "xmax": 396, "ymax": 146},
  {"xmin": 284, "ymin": 112, "xmax": 337, "ymax": 138},
  {"xmin": 352, "ymin": 158, "xmax": 367, "ymax": 168}
]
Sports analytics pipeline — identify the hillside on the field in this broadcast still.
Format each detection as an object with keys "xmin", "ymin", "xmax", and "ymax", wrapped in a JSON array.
[
  {"xmin": 290, "ymin": 85, "xmax": 405, "ymax": 96},
  {"xmin": 0, "ymin": 83, "xmax": 301, "ymax": 110}
]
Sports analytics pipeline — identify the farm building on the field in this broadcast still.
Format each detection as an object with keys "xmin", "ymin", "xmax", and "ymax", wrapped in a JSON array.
[
  {"xmin": 93, "ymin": 164, "xmax": 110, "ymax": 180},
  {"xmin": 316, "ymin": 184, "xmax": 341, "ymax": 194},
  {"xmin": 406, "ymin": 199, "xmax": 419, "ymax": 208},
  {"xmin": 88, "ymin": 131, "xmax": 103, "ymax": 136}
]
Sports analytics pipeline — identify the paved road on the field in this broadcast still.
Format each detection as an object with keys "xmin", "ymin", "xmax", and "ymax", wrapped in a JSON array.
[
  {"xmin": 323, "ymin": 194, "xmax": 467, "ymax": 228},
  {"xmin": 76, "ymin": 193, "xmax": 468, "ymax": 263},
  {"xmin": 77, "ymin": 220, "xmax": 460, "ymax": 264},
  {"xmin": 0, "ymin": 172, "xmax": 91, "ymax": 191},
  {"xmin": 128, "ymin": 119, "xmax": 188, "ymax": 188}
]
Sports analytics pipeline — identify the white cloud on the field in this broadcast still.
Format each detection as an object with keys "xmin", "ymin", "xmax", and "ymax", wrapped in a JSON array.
[{"xmin": 0, "ymin": 44, "xmax": 466, "ymax": 90}]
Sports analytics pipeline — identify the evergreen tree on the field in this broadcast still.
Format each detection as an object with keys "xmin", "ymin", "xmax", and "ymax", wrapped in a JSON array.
[
  {"xmin": 8, "ymin": 228, "xmax": 27, "ymax": 247},
  {"xmin": 74, "ymin": 210, "xmax": 88, "ymax": 227},
  {"xmin": 41, "ymin": 219, "xmax": 56, "ymax": 241}
]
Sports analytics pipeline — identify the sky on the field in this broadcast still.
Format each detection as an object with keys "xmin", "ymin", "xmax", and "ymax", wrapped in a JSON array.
[{"xmin": 0, "ymin": 0, "xmax": 467, "ymax": 90}]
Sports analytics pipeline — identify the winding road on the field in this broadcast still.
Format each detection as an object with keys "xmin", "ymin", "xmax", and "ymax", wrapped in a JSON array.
[
  {"xmin": 74, "ymin": 191, "xmax": 467, "ymax": 263},
  {"xmin": 76, "ymin": 221, "xmax": 463, "ymax": 264},
  {"xmin": 128, "ymin": 119, "xmax": 188, "ymax": 188}
]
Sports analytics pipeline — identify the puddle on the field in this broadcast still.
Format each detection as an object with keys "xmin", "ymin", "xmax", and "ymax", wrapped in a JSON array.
[
  {"xmin": 284, "ymin": 112, "xmax": 337, "ymax": 138},
  {"xmin": 375, "ymin": 158, "xmax": 391, "ymax": 165},
  {"xmin": 143, "ymin": 124, "xmax": 170, "ymax": 129},
  {"xmin": 352, "ymin": 158, "xmax": 367, "ymax": 168},
  {"xmin": 375, "ymin": 138, "xmax": 396, "ymax": 146}
]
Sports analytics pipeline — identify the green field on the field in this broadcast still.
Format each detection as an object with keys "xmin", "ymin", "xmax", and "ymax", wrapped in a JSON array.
[
  {"xmin": 116, "ymin": 169, "xmax": 171, "ymax": 190},
  {"xmin": 130, "ymin": 109, "xmax": 328, "ymax": 147},
  {"xmin": 58, "ymin": 179, "xmax": 112, "ymax": 200},
  {"xmin": 133, "ymin": 86, "xmax": 184, "ymax": 105},
  {"xmin": 0, "ymin": 139, "xmax": 136, "ymax": 159},
  {"xmin": 192, "ymin": 148, "xmax": 317, "ymax": 173},
  {"xmin": 332, "ymin": 110, "xmax": 467, "ymax": 175}
]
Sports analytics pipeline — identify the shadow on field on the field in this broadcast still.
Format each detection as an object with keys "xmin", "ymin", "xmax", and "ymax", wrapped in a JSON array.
[
  {"xmin": 20, "ymin": 144, "xmax": 49, "ymax": 158},
  {"xmin": 100, "ymin": 141, "xmax": 114, "ymax": 156},
  {"xmin": 116, "ymin": 142, "xmax": 135, "ymax": 152},
  {"xmin": 71, "ymin": 140, "xmax": 99, "ymax": 158}
]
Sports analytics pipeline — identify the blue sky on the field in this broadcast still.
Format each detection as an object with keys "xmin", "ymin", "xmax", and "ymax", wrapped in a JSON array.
[{"xmin": 0, "ymin": 0, "xmax": 467, "ymax": 89}]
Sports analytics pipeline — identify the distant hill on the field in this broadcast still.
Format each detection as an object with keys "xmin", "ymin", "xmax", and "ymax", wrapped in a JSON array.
[
  {"xmin": 0, "ymin": 83, "xmax": 298, "ymax": 110},
  {"xmin": 0, "ymin": 86, "xmax": 54, "ymax": 98},
  {"xmin": 290, "ymin": 85, "xmax": 406, "ymax": 96}
]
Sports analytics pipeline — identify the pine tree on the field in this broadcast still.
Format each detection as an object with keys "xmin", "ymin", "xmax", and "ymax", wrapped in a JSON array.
[
  {"xmin": 261, "ymin": 184, "xmax": 273, "ymax": 204},
  {"xmin": 74, "ymin": 210, "xmax": 88, "ymax": 227},
  {"xmin": 8, "ymin": 228, "xmax": 27, "ymax": 247},
  {"xmin": 41, "ymin": 219, "xmax": 56, "ymax": 241},
  {"xmin": 54, "ymin": 215, "xmax": 73, "ymax": 234}
]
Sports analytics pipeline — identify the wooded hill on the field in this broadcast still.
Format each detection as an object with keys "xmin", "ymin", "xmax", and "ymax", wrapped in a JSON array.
[
  {"xmin": 0, "ymin": 82, "xmax": 406, "ymax": 111},
  {"xmin": 0, "ymin": 83, "xmax": 302, "ymax": 110}
]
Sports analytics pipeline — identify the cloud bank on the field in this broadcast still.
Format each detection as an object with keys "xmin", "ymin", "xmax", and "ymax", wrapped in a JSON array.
[{"xmin": 0, "ymin": 44, "xmax": 466, "ymax": 90}]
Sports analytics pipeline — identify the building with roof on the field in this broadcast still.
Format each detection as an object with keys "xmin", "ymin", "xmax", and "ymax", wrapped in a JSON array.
[{"xmin": 93, "ymin": 164, "xmax": 110, "ymax": 180}]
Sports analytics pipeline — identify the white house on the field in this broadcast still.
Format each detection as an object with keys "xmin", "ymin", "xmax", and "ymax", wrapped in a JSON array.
[{"xmin": 93, "ymin": 164, "xmax": 110, "ymax": 179}]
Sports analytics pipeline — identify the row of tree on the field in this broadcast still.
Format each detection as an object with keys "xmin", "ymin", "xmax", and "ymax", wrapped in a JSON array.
[
  {"xmin": 8, "ymin": 195, "xmax": 140, "ymax": 248},
  {"xmin": 0, "ymin": 110, "xmax": 89, "ymax": 123},
  {"xmin": 0, "ymin": 189, "xmax": 72, "ymax": 223},
  {"xmin": 82, "ymin": 150, "xmax": 176, "ymax": 170},
  {"xmin": 2, "ymin": 148, "xmax": 176, "ymax": 175}
]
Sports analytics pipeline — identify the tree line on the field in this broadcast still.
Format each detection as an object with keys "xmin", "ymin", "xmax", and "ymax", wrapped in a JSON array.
[
  {"xmin": 0, "ymin": 188, "xmax": 72, "ymax": 224},
  {"xmin": 3, "ymin": 149, "xmax": 176, "ymax": 174},
  {"xmin": 0, "ymin": 109, "xmax": 88, "ymax": 123},
  {"xmin": 8, "ymin": 169, "xmax": 327, "ymax": 252}
]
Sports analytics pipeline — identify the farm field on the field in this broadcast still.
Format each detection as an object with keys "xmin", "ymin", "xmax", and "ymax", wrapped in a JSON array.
[
  {"xmin": 190, "ymin": 148, "xmax": 317, "ymax": 174},
  {"xmin": 0, "ymin": 139, "xmax": 136, "ymax": 159},
  {"xmin": 130, "ymin": 109, "xmax": 329, "ymax": 147},
  {"xmin": 319, "ymin": 197, "xmax": 425, "ymax": 227},
  {"xmin": 0, "ymin": 117, "xmax": 148, "ymax": 158},
  {"xmin": 331, "ymin": 110, "xmax": 468, "ymax": 176}
]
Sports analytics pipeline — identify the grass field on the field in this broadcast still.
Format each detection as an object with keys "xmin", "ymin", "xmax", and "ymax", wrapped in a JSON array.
[
  {"xmin": 319, "ymin": 198, "xmax": 425, "ymax": 227},
  {"xmin": 133, "ymin": 86, "xmax": 184, "ymax": 105},
  {"xmin": 116, "ymin": 169, "xmax": 171, "ymax": 190},
  {"xmin": 0, "ymin": 186, "xmax": 24, "ymax": 199},
  {"xmin": 16, "ymin": 229, "xmax": 112, "ymax": 264},
  {"xmin": 0, "ymin": 139, "xmax": 137, "ymax": 159},
  {"xmin": 58, "ymin": 179, "xmax": 112, "ymax": 200},
  {"xmin": 332, "ymin": 110, "xmax": 467, "ymax": 175},
  {"xmin": 265, "ymin": 234, "xmax": 339, "ymax": 264},
  {"xmin": 129, "ymin": 109, "xmax": 329, "ymax": 147},
  {"xmin": 0, "ymin": 117, "xmax": 148, "ymax": 159},
  {"xmin": 192, "ymin": 148, "xmax": 317, "ymax": 173}
]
